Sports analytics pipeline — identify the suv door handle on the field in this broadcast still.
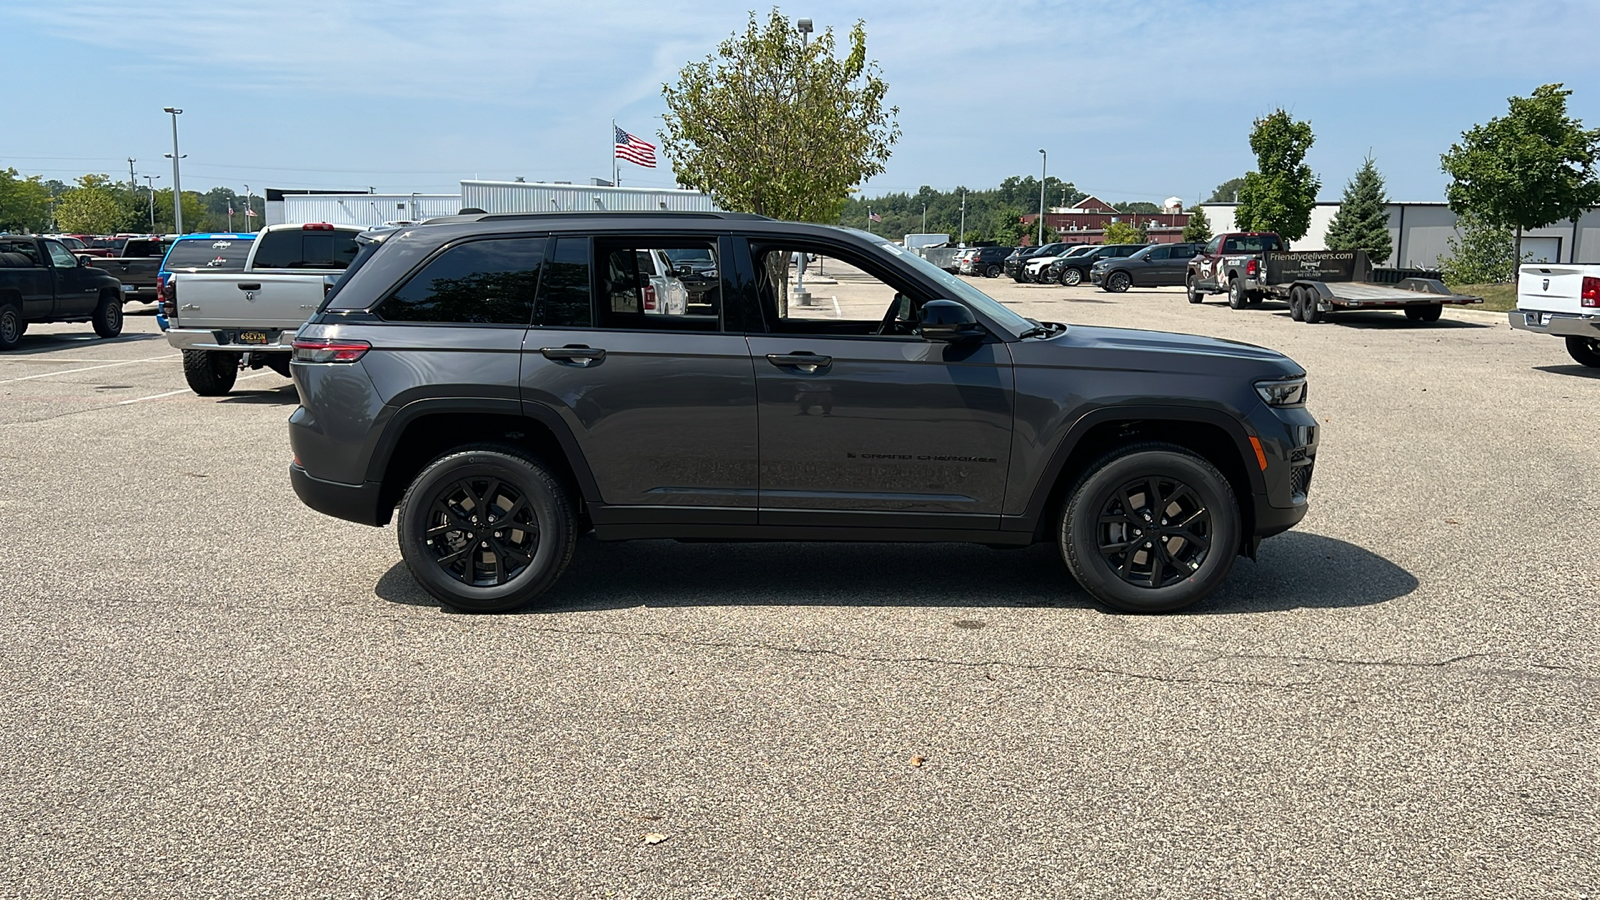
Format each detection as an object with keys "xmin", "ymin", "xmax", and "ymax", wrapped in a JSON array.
[
  {"xmin": 541, "ymin": 345, "xmax": 606, "ymax": 366},
  {"xmin": 237, "ymin": 282, "xmax": 261, "ymax": 291},
  {"xmin": 766, "ymin": 352, "xmax": 832, "ymax": 373}
]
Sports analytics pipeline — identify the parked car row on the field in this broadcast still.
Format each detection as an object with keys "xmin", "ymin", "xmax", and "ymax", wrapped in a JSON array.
[{"xmin": 954, "ymin": 246, "xmax": 1015, "ymax": 278}]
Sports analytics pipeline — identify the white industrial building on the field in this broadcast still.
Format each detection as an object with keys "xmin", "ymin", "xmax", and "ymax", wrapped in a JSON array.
[
  {"xmin": 266, "ymin": 180, "xmax": 717, "ymax": 228},
  {"xmin": 1200, "ymin": 202, "xmax": 1600, "ymax": 267}
]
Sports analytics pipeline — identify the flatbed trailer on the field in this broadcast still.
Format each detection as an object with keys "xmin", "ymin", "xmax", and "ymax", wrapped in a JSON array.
[{"xmin": 1258, "ymin": 250, "xmax": 1482, "ymax": 324}]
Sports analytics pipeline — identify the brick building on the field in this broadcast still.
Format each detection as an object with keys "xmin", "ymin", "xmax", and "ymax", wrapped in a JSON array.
[{"xmin": 1019, "ymin": 195, "xmax": 1192, "ymax": 245}]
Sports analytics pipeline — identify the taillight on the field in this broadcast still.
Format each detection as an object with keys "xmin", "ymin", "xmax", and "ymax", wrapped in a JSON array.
[
  {"xmin": 1246, "ymin": 259, "xmax": 1260, "ymax": 276},
  {"xmin": 1582, "ymin": 276, "xmax": 1600, "ymax": 308},
  {"xmin": 642, "ymin": 284, "xmax": 657, "ymax": 311},
  {"xmin": 292, "ymin": 338, "xmax": 370, "ymax": 363},
  {"xmin": 302, "ymin": 223, "xmax": 335, "ymax": 231}
]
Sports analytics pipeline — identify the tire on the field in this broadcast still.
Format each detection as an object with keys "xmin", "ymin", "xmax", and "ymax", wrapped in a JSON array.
[
  {"xmin": 1302, "ymin": 292, "xmax": 1323, "ymax": 324},
  {"xmin": 1404, "ymin": 303, "xmax": 1443, "ymax": 323},
  {"xmin": 1185, "ymin": 276, "xmax": 1204, "ymax": 304},
  {"xmin": 1289, "ymin": 286, "xmax": 1305, "ymax": 321},
  {"xmin": 1060, "ymin": 442, "xmax": 1241, "ymax": 614},
  {"xmin": 1061, "ymin": 267, "xmax": 1083, "ymax": 287},
  {"xmin": 1227, "ymin": 277, "xmax": 1246, "ymax": 309},
  {"xmin": 91, "ymin": 290, "xmax": 123, "ymax": 338},
  {"xmin": 182, "ymin": 349, "xmax": 238, "ymax": 395},
  {"xmin": 0, "ymin": 303, "xmax": 22, "ymax": 351},
  {"xmin": 1105, "ymin": 271, "xmax": 1131, "ymax": 293},
  {"xmin": 1566, "ymin": 336, "xmax": 1600, "ymax": 368},
  {"xmin": 984, "ymin": 264, "xmax": 1001, "ymax": 278},
  {"xmin": 396, "ymin": 445, "xmax": 577, "ymax": 613}
]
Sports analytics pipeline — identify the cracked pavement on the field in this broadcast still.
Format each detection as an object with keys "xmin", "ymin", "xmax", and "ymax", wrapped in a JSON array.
[{"xmin": 1, "ymin": 292, "xmax": 1596, "ymax": 898}]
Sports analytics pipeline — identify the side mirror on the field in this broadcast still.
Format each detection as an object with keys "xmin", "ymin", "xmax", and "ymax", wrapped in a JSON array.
[
  {"xmin": 919, "ymin": 300, "xmax": 985, "ymax": 342},
  {"xmin": 78, "ymin": 255, "xmax": 92, "ymax": 266}
]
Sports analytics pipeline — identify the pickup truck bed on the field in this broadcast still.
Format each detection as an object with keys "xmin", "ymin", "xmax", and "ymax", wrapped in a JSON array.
[{"xmin": 1510, "ymin": 264, "xmax": 1600, "ymax": 366}]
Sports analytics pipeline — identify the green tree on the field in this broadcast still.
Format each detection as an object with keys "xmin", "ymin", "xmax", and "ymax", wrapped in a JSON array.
[
  {"xmin": 1207, "ymin": 176, "xmax": 1246, "ymax": 203},
  {"xmin": 55, "ymin": 175, "xmax": 130, "ymax": 234},
  {"xmin": 1438, "ymin": 211, "xmax": 1521, "ymax": 284},
  {"xmin": 149, "ymin": 189, "xmax": 209, "ymax": 234},
  {"xmin": 0, "ymin": 168, "xmax": 54, "ymax": 232},
  {"xmin": 1235, "ymin": 110, "xmax": 1320, "ymax": 241},
  {"xmin": 1113, "ymin": 201, "xmax": 1161, "ymax": 214},
  {"xmin": 661, "ymin": 9, "xmax": 900, "ymax": 222},
  {"xmin": 1324, "ymin": 156, "xmax": 1393, "ymax": 264},
  {"xmin": 1182, "ymin": 205, "xmax": 1213, "ymax": 243},
  {"xmin": 1441, "ymin": 83, "xmax": 1600, "ymax": 266},
  {"xmin": 1103, "ymin": 220, "xmax": 1145, "ymax": 244}
]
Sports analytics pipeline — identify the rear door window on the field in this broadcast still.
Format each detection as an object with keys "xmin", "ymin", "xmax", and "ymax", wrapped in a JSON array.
[{"xmin": 377, "ymin": 237, "xmax": 543, "ymax": 325}]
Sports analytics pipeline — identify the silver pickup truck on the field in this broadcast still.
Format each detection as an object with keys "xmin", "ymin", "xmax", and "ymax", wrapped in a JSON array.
[{"xmin": 166, "ymin": 223, "xmax": 362, "ymax": 394}]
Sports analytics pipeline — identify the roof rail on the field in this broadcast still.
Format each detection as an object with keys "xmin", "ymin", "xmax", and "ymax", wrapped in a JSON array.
[{"xmin": 473, "ymin": 210, "xmax": 772, "ymax": 222}]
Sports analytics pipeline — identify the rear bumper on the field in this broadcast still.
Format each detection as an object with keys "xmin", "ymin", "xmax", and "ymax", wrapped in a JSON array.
[
  {"xmin": 1510, "ymin": 310, "xmax": 1600, "ymax": 337},
  {"xmin": 289, "ymin": 464, "xmax": 387, "ymax": 526},
  {"xmin": 166, "ymin": 326, "xmax": 295, "ymax": 353}
]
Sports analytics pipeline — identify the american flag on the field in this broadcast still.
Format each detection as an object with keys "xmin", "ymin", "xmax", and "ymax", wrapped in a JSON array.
[
  {"xmin": 614, "ymin": 126, "xmax": 657, "ymax": 168},
  {"xmin": 868, "ymin": 211, "xmax": 882, "ymax": 222}
]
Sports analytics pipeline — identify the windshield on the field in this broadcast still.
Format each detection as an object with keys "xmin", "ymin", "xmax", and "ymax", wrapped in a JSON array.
[
  {"xmin": 664, "ymin": 248, "xmax": 714, "ymax": 267},
  {"xmin": 162, "ymin": 237, "xmax": 256, "ymax": 271},
  {"xmin": 872, "ymin": 237, "xmax": 1035, "ymax": 336}
]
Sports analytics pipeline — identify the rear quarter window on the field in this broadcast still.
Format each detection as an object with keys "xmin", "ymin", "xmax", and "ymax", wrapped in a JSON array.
[{"xmin": 376, "ymin": 237, "xmax": 544, "ymax": 325}]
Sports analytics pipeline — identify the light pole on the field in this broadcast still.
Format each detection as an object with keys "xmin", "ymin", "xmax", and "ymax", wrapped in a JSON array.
[
  {"xmin": 162, "ymin": 107, "xmax": 185, "ymax": 233},
  {"xmin": 143, "ymin": 175, "xmax": 160, "ymax": 232},
  {"xmin": 243, "ymin": 184, "xmax": 252, "ymax": 232},
  {"xmin": 1037, "ymin": 148, "xmax": 1047, "ymax": 247},
  {"xmin": 959, "ymin": 190, "xmax": 966, "ymax": 246},
  {"xmin": 922, "ymin": 203, "xmax": 927, "ymax": 234}
]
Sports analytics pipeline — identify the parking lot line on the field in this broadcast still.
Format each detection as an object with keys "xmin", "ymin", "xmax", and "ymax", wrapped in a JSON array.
[
  {"xmin": 0, "ymin": 357, "xmax": 170, "ymax": 385},
  {"xmin": 117, "ymin": 371, "xmax": 280, "ymax": 405}
]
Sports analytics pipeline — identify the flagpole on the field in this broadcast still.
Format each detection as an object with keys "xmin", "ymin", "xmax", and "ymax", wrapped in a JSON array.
[{"xmin": 612, "ymin": 119, "xmax": 618, "ymax": 187}]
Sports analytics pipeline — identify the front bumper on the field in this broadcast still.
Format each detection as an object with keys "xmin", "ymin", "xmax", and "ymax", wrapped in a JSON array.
[
  {"xmin": 166, "ymin": 326, "xmax": 295, "ymax": 353},
  {"xmin": 1509, "ymin": 310, "xmax": 1600, "ymax": 338},
  {"xmin": 1089, "ymin": 269, "xmax": 1107, "ymax": 285}
]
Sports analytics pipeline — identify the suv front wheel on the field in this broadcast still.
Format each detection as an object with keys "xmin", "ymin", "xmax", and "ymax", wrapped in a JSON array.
[
  {"xmin": 397, "ymin": 445, "xmax": 577, "ymax": 613},
  {"xmin": 1060, "ymin": 443, "xmax": 1240, "ymax": 613}
]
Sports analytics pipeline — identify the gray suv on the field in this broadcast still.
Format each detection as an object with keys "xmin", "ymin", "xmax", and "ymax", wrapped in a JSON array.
[{"xmin": 288, "ymin": 212, "xmax": 1318, "ymax": 614}]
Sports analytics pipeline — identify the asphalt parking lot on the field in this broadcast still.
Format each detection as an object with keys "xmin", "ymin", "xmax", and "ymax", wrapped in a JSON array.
[{"xmin": 2, "ymin": 290, "xmax": 1595, "ymax": 898}]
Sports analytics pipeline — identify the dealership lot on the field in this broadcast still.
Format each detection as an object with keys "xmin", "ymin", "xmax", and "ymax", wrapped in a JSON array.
[{"xmin": 1, "ymin": 292, "xmax": 1595, "ymax": 896}]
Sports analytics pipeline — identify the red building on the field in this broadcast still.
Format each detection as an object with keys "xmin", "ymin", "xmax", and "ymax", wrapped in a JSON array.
[{"xmin": 1019, "ymin": 195, "xmax": 1192, "ymax": 246}]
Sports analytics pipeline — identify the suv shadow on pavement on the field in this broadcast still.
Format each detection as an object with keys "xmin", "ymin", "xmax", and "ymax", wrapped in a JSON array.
[
  {"xmin": 373, "ymin": 531, "xmax": 1415, "ymax": 615},
  {"xmin": 218, "ymin": 383, "xmax": 299, "ymax": 405}
]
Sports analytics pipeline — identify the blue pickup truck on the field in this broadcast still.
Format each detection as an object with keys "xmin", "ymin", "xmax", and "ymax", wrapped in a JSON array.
[{"xmin": 0, "ymin": 235, "xmax": 126, "ymax": 350}]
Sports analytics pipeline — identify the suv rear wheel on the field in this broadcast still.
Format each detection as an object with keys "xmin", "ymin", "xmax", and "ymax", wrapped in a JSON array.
[
  {"xmin": 1060, "ymin": 443, "xmax": 1240, "ymax": 613},
  {"xmin": 397, "ymin": 445, "xmax": 577, "ymax": 613},
  {"xmin": 984, "ymin": 264, "xmax": 1000, "ymax": 278}
]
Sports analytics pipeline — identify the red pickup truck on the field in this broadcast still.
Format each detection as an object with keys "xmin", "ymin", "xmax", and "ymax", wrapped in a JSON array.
[{"xmin": 1185, "ymin": 232, "xmax": 1284, "ymax": 307}]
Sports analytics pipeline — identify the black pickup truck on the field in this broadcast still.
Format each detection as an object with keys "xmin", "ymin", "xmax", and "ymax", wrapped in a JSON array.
[
  {"xmin": 90, "ymin": 236, "xmax": 171, "ymax": 304},
  {"xmin": 0, "ymin": 235, "xmax": 126, "ymax": 350}
]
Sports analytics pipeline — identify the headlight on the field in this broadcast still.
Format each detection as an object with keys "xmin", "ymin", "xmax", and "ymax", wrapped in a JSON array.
[{"xmin": 1255, "ymin": 377, "xmax": 1307, "ymax": 407}]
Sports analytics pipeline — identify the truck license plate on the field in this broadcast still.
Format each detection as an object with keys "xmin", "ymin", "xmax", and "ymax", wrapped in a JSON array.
[{"xmin": 239, "ymin": 331, "xmax": 269, "ymax": 345}]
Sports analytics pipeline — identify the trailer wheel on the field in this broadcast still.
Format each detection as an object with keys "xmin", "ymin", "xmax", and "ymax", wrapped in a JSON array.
[
  {"xmin": 1302, "ymin": 293, "xmax": 1323, "ymax": 324},
  {"xmin": 1564, "ymin": 337, "xmax": 1600, "ymax": 368},
  {"xmin": 1227, "ymin": 277, "xmax": 1246, "ymax": 309},
  {"xmin": 1185, "ymin": 276, "xmax": 1204, "ymax": 304},
  {"xmin": 1289, "ymin": 287, "xmax": 1306, "ymax": 321},
  {"xmin": 1404, "ymin": 304, "xmax": 1443, "ymax": 323}
]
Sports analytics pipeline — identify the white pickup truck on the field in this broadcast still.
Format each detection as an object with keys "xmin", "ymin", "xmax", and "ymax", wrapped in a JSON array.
[
  {"xmin": 166, "ymin": 222, "xmax": 363, "ymax": 394},
  {"xmin": 1510, "ymin": 264, "xmax": 1600, "ymax": 367}
]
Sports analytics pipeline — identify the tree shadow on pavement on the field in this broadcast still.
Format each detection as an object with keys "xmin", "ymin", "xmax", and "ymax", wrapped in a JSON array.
[{"xmin": 373, "ymin": 531, "xmax": 1415, "ymax": 616}]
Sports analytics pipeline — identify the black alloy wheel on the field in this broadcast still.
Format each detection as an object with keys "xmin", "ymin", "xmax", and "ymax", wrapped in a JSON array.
[
  {"xmin": 1094, "ymin": 476, "xmax": 1213, "ymax": 589},
  {"xmin": 985, "ymin": 264, "xmax": 1001, "ymax": 278},
  {"xmin": 423, "ymin": 476, "xmax": 540, "ymax": 588},
  {"xmin": 1289, "ymin": 286, "xmax": 1306, "ymax": 321},
  {"xmin": 1061, "ymin": 443, "xmax": 1240, "ymax": 613},
  {"xmin": 1565, "ymin": 336, "xmax": 1600, "ymax": 367},
  {"xmin": 1061, "ymin": 267, "xmax": 1083, "ymax": 286},
  {"xmin": 1105, "ymin": 271, "xmax": 1132, "ymax": 293},
  {"xmin": 397, "ymin": 445, "xmax": 577, "ymax": 613}
]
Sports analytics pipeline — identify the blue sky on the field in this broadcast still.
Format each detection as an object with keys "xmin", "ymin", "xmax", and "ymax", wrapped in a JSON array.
[{"xmin": 4, "ymin": 0, "xmax": 1598, "ymax": 205}]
